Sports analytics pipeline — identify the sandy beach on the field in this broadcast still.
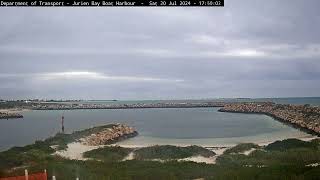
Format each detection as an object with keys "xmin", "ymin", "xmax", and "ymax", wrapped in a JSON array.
[
  {"xmin": 54, "ymin": 136, "xmax": 319, "ymax": 164},
  {"xmin": 54, "ymin": 142, "xmax": 104, "ymax": 160},
  {"xmin": 114, "ymin": 133, "xmax": 317, "ymax": 149}
]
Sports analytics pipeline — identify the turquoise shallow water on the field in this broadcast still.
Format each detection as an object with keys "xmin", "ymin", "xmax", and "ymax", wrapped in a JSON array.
[{"xmin": 0, "ymin": 107, "xmax": 311, "ymax": 151}]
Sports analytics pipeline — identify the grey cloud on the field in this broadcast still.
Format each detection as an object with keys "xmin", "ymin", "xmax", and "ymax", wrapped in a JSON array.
[{"xmin": 1, "ymin": 0, "xmax": 320, "ymax": 99}]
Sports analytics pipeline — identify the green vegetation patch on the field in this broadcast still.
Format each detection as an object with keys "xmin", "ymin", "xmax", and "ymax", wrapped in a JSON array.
[
  {"xmin": 83, "ymin": 146, "xmax": 132, "ymax": 162},
  {"xmin": 265, "ymin": 138, "xmax": 319, "ymax": 151},
  {"xmin": 134, "ymin": 145, "xmax": 216, "ymax": 160},
  {"xmin": 224, "ymin": 143, "xmax": 260, "ymax": 154},
  {"xmin": 0, "ymin": 141, "xmax": 55, "ymax": 171},
  {"xmin": 217, "ymin": 139, "xmax": 320, "ymax": 167},
  {"xmin": 3, "ymin": 156, "xmax": 320, "ymax": 180},
  {"xmin": 217, "ymin": 148, "xmax": 320, "ymax": 167}
]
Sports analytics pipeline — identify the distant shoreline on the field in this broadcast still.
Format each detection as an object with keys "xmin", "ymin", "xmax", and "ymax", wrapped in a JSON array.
[
  {"xmin": 0, "ymin": 108, "xmax": 30, "ymax": 114},
  {"xmin": 31, "ymin": 102, "xmax": 226, "ymax": 110}
]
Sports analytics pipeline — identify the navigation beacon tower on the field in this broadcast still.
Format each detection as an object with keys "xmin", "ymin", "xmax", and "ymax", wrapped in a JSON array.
[{"xmin": 61, "ymin": 113, "xmax": 65, "ymax": 133}]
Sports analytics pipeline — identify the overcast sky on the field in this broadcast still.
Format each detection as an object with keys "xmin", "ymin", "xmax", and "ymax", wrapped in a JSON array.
[{"xmin": 1, "ymin": 0, "xmax": 320, "ymax": 100}]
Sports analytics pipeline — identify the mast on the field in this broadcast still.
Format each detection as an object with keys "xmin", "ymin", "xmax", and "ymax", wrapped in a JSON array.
[{"xmin": 61, "ymin": 112, "xmax": 65, "ymax": 133}]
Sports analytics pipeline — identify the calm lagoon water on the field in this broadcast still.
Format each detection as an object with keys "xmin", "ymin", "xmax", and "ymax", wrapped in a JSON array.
[{"xmin": 0, "ymin": 107, "xmax": 311, "ymax": 151}]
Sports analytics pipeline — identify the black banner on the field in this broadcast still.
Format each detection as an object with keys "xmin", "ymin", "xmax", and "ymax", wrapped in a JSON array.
[{"xmin": 0, "ymin": 0, "xmax": 224, "ymax": 7}]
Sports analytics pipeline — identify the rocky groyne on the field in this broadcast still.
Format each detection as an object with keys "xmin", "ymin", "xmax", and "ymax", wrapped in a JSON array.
[
  {"xmin": 0, "ymin": 112, "xmax": 23, "ymax": 119},
  {"xmin": 219, "ymin": 102, "xmax": 320, "ymax": 136},
  {"xmin": 80, "ymin": 124, "xmax": 138, "ymax": 146}
]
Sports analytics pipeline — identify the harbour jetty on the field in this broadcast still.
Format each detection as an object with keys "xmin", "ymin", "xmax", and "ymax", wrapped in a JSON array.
[
  {"xmin": 80, "ymin": 124, "xmax": 138, "ymax": 146},
  {"xmin": 0, "ymin": 112, "xmax": 23, "ymax": 119},
  {"xmin": 219, "ymin": 102, "xmax": 320, "ymax": 135}
]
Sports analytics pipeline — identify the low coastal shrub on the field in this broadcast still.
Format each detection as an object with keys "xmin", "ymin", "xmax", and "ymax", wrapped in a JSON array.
[
  {"xmin": 134, "ymin": 145, "xmax": 216, "ymax": 160},
  {"xmin": 0, "ymin": 140, "xmax": 54, "ymax": 170},
  {"xmin": 217, "ymin": 140, "xmax": 320, "ymax": 167},
  {"xmin": 265, "ymin": 138, "xmax": 318, "ymax": 151},
  {"xmin": 218, "ymin": 149, "xmax": 320, "ymax": 167},
  {"xmin": 83, "ymin": 146, "xmax": 132, "ymax": 162},
  {"xmin": 224, "ymin": 143, "xmax": 260, "ymax": 154},
  {"xmin": 3, "ymin": 157, "xmax": 320, "ymax": 180}
]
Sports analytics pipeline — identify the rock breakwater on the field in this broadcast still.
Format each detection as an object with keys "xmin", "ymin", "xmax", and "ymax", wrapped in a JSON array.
[
  {"xmin": 0, "ymin": 112, "xmax": 23, "ymax": 119},
  {"xmin": 80, "ymin": 124, "xmax": 138, "ymax": 146},
  {"xmin": 219, "ymin": 102, "xmax": 320, "ymax": 136}
]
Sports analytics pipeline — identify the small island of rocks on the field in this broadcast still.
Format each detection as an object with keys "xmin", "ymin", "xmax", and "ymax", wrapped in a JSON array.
[
  {"xmin": 0, "ymin": 112, "xmax": 23, "ymax": 119},
  {"xmin": 80, "ymin": 124, "xmax": 138, "ymax": 146}
]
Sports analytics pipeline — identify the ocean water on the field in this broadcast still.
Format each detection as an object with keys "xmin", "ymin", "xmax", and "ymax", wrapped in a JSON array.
[{"xmin": 0, "ymin": 107, "xmax": 311, "ymax": 151}]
